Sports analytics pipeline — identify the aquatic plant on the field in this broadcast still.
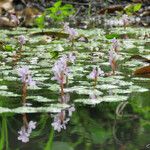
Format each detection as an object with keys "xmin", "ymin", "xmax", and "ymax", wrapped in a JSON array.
[
  {"xmin": 87, "ymin": 67, "xmax": 104, "ymax": 87},
  {"xmin": 111, "ymin": 38, "xmax": 119, "ymax": 52},
  {"xmin": 18, "ymin": 66, "xmax": 36, "ymax": 104},
  {"xmin": 64, "ymin": 23, "xmax": 78, "ymax": 46},
  {"xmin": 35, "ymin": 13, "xmax": 45, "ymax": 31},
  {"xmin": 18, "ymin": 120, "xmax": 37, "ymax": 143},
  {"xmin": 18, "ymin": 35, "xmax": 26, "ymax": 46},
  {"xmin": 108, "ymin": 49, "xmax": 118, "ymax": 75},
  {"xmin": 122, "ymin": 14, "xmax": 129, "ymax": 28},
  {"xmin": 51, "ymin": 106, "xmax": 75, "ymax": 132},
  {"xmin": 47, "ymin": 1, "xmax": 74, "ymax": 22},
  {"xmin": 52, "ymin": 53, "xmax": 76, "ymax": 99},
  {"xmin": 52, "ymin": 55, "xmax": 69, "ymax": 96}
]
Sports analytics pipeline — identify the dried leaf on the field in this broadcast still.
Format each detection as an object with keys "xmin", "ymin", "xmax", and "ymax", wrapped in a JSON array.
[{"xmin": 134, "ymin": 66, "xmax": 150, "ymax": 78}]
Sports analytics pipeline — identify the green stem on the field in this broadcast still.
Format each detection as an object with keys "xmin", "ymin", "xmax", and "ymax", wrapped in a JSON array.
[
  {"xmin": 4, "ymin": 118, "xmax": 9, "ymax": 150},
  {"xmin": 44, "ymin": 129, "xmax": 54, "ymax": 150}
]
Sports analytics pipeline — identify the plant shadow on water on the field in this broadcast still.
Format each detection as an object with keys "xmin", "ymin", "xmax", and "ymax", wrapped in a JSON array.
[{"xmin": 0, "ymin": 26, "xmax": 149, "ymax": 150}]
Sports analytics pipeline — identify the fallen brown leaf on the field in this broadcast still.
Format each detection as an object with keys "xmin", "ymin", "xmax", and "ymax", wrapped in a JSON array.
[{"xmin": 134, "ymin": 65, "xmax": 150, "ymax": 78}]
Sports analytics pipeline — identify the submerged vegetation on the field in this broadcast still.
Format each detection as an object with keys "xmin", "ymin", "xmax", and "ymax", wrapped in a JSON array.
[{"xmin": 0, "ymin": 0, "xmax": 150, "ymax": 149}]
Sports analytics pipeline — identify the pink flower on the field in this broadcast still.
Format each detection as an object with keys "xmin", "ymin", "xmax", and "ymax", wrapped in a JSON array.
[
  {"xmin": 109, "ymin": 49, "xmax": 118, "ymax": 73},
  {"xmin": 18, "ymin": 66, "xmax": 36, "ymax": 87},
  {"xmin": 51, "ymin": 111, "xmax": 70, "ymax": 132},
  {"xmin": 18, "ymin": 127, "xmax": 29, "ymax": 143},
  {"xmin": 51, "ymin": 106, "xmax": 75, "ymax": 132},
  {"xmin": 88, "ymin": 67, "xmax": 104, "ymax": 80},
  {"xmin": 18, "ymin": 121, "xmax": 37, "ymax": 143},
  {"xmin": 27, "ymin": 121, "xmax": 37, "ymax": 134},
  {"xmin": 51, "ymin": 55, "xmax": 71, "ymax": 84},
  {"xmin": 64, "ymin": 23, "xmax": 78, "ymax": 41},
  {"xmin": 111, "ymin": 38, "xmax": 119, "ymax": 52},
  {"xmin": 18, "ymin": 35, "xmax": 26, "ymax": 45}
]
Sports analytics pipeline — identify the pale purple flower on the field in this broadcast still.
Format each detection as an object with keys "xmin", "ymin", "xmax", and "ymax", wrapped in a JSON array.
[
  {"xmin": 18, "ymin": 127, "xmax": 29, "ymax": 143},
  {"xmin": 51, "ymin": 55, "xmax": 70, "ymax": 84},
  {"xmin": 51, "ymin": 119, "xmax": 62, "ymax": 132},
  {"xmin": 18, "ymin": 35, "xmax": 26, "ymax": 45},
  {"xmin": 27, "ymin": 76, "xmax": 36, "ymax": 87},
  {"xmin": 18, "ymin": 121, "xmax": 37, "ymax": 143},
  {"xmin": 109, "ymin": 49, "xmax": 118, "ymax": 65},
  {"xmin": 68, "ymin": 28, "xmax": 78, "ymax": 41},
  {"xmin": 18, "ymin": 66, "xmax": 30, "ymax": 82},
  {"xmin": 63, "ymin": 23, "xmax": 78, "ymax": 41},
  {"xmin": 18, "ymin": 66, "xmax": 36, "ymax": 87},
  {"xmin": 88, "ymin": 67, "xmax": 104, "ymax": 80},
  {"xmin": 68, "ymin": 106, "xmax": 75, "ymax": 116},
  {"xmin": 27, "ymin": 121, "xmax": 37, "ymax": 134},
  {"xmin": 109, "ymin": 49, "xmax": 118, "ymax": 73},
  {"xmin": 51, "ymin": 111, "xmax": 70, "ymax": 132},
  {"xmin": 111, "ymin": 38, "xmax": 119, "ymax": 52}
]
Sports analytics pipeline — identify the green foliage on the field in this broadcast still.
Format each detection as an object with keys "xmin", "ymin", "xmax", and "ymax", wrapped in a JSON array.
[
  {"xmin": 49, "ymin": 51, "xmax": 59, "ymax": 59},
  {"xmin": 35, "ymin": 13, "xmax": 45, "ymax": 30},
  {"xmin": 47, "ymin": 0, "xmax": 75, "ymax": 22},
  {"xmin": 105, "ymin": 33, "xmax": 119, "ymax": 39},
  {"xmin": 3, "ymin": 45, "xmax": 13, "ymax": 51},
  {"xmin": 35, "ymin": 1, "xmax": 74, "ymax": 28},
  {"xmin": 124, "ymin": 3, "xmax": 142, "ymax": 15}
]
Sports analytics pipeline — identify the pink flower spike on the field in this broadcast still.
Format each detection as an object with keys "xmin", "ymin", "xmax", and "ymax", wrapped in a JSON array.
[
  {"xmin": 51, "ymin": 110, "xmax": 70, "ymax": 132},
  {"xmin": 18, "ymin": 120, "xmax": 37, "ymax": 143},
  {"xmin": 51, "ymin": 55, "xmax": 70, "ymax": 84},
  {"xmin": 63, "ymin": 23, "xmax": 78, "ymax": 41},
  {"xmin": 111, "ymin": 38, "xmax": 117, "ymax": 43},
  {"xmin": 27, "ymin": 121, "xmax": 37, "ymax": 134},
  {"xmin": 109, "ymin": 49, "xmax": 118, "ymax": 74},
  {"xmin": 88, "ymin": 67, "xmax": 104, "ymax": 80},
  {"xmin": 18, "ymin": 127, "xmax": 29, "ymax": 143},
  {"xmin": 18, "ymin": 66, "xmax": 30, "ymax": 83},
  {"xmin": 18, "ymin": 35, "xmax": 26, "ymax": 45},
  {"xmin": 17, "ymin": 66, "xmax": 36, "ymax": 87},
  {"xmin": 111, "ymin": 38, "xmax": 119, "ymax": 52}
]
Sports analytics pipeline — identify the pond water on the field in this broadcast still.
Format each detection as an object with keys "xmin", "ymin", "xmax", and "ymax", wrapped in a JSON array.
[{"xmin": 0, "ymin": 27, "xmax": 150, "ymax": 150}]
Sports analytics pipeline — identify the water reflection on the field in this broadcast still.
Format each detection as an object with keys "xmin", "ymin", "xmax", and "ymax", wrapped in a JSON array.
[
  {"xmin": 51, "ymin": 106, "xmax": 75, "ymax": 132},
  {"xmin": 18, "ymin": 114, "xmax": 37, "ymax": 143}
]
